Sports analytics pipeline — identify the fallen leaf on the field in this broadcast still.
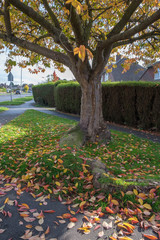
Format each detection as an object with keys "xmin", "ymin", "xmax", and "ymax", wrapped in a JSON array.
[
  {"xmin": 67, "ymin": 222, "xmax": 75, "ymax": 229},
  {"xmin": 143, "ymin": 203, "xmax": 152, "ymax": 210},
  {"xmin": 143, "ymin": 234, "xmax": 158, "ymax": 239},
  {"xmin": 45, "ymin": 226, "xmax": 50, "ymax": 234},
  {"xmin": 62, "ymin": 213, "xmax": 72, "ymax": 219},
  {"xmin": 106, "ymin": 207, "xmax": 114, "ymax": 214},
  {"xmin": 98, "ymin": 230, "xmax": 104, "ymax": 238},
  {"xmin": 35, "ymin": 226, "xmax": 43, "ymax": 232},
  {"xmin": 70, "ymin": 217, "xmax": 78, "ymax": 222}
]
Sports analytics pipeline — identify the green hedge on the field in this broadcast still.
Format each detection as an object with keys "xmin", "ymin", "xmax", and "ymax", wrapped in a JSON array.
[
  {"xmin": 32, "ymin": 81, "xmax": 160, "ymax": 131},
  {"xmin": 55, "ymin": 82, "xmax": 81, "ymax": 114},
  {"xmin": 32, "ymin": 80, "xmax": 67, "ymax": 107}
]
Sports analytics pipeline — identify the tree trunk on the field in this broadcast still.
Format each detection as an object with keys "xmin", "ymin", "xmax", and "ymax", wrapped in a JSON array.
[{"xmin": 79, "ymin": 76, "xmax": 111, "ymax": 143}]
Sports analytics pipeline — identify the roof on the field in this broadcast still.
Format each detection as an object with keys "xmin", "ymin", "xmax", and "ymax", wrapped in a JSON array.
[{"xmin": 111, "ymin": 58, "xmax": 147, "ymax": 82}]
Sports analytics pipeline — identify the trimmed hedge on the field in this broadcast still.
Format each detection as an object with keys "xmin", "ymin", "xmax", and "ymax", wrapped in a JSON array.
[
  {"xmin": 55, "ymin": 82, "xmax": 81, "ymax": 114},
  {"xmin": 32, "ymin": 80, "xmax": 67, "ymax": 107},
  {"xmin": 32, "ymin": 81, "xmax": 160, "ymax": 131}
]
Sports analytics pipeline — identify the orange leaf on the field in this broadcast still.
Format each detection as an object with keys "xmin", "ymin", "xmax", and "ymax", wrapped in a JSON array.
[
  {"xmin": 45, "ymin": 226, "xmax": 50, "ymax": 234},
  {"xmin": 26, "ymin": 225, "xmax": 32, "ymax": 229},
  {"xmin": 62, "ymin": 213, "xmax": 72, "ymax": 219},
  {"xmin": 105, "ymin": 207, "xmax": 114, "ymax": 214},
  {"xmin": 21, "ymin": 203, "xmax": 30, "ymax": 209},
  {"xmin": 44, "ymin": 210, "xmax": 55, "ymax": 213},
  {"xmin": 70, "ymin": 217, "xmax": 78, "ymax": 222},
  {"xmin": 143, "ymin": 234, "xmax": 158, "ymax": 239},
  {"xmin": 137, "ymin": 193, "xmax": 147, "ymax": 199},
  {"xmin": 118, "ymin": 237, "xmax": 133, "ymax": 240},
  {"xmin": 20, "ymin": 213, "xmax": 29, "ymax": 217}
]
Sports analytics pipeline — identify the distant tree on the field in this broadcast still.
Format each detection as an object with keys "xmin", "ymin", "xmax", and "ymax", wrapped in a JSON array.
[
  {"xmin": 24, "ymin": 84, "xmax": 29, "ymax": 93},
  {"xmin": 53, "ymin": 71, "xmax": 59, "ymax": 82},
  {"xmin": 0, "ymin": 0, "xmax": 160, "ymax": 143}
]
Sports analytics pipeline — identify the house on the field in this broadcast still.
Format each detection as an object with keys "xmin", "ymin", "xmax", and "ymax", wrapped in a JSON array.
[
  {"xmin": 146, "ymin": 61, "xmax": 160, "ymax": 81},
  {"xmin": 102, "ymin": 55, "xmax": 160, "ymax": 82}
]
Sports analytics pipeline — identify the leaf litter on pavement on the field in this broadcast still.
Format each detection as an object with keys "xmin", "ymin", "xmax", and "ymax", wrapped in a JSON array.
[{"xmin": 0, "ymin": 110, "xmax": 160, "ymax": 239}]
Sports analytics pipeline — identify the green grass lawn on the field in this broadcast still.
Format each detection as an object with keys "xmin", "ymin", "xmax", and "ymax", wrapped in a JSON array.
[
  {"xmin": 0, "ymin": 110, "xmax": 159, "ymax": 213},
  {"xmin": 0, "ymin": 107, "xmax": 9, "ymax": 112},
  {"xmin": 0, "ymin": 96, "xmax": 33, "ymax": 105}
]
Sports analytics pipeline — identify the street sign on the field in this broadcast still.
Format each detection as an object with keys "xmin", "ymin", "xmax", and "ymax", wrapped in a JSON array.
[{"xmin": 8, "ymin": 72, "xmax": 14, "ymax": 81}]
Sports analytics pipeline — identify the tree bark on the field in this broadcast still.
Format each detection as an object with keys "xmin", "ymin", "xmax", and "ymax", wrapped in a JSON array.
[{"xmin": 79, "ymin": 76, "xmax": 111, "ymax": 143}]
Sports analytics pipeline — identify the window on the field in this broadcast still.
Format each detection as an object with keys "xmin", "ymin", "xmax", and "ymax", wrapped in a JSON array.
[{"xmin": 154, "ymin": 68, "xmax": 160, "ymax": 80}]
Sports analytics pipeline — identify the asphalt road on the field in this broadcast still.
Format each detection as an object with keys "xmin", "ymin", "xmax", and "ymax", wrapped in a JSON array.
[{"xmin": 0, "ymin": 93, "xmax": 32, "ymax": 102}]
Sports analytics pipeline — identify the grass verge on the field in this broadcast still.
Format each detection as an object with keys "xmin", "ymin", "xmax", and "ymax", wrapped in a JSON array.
[
  {"xmin": 0, "ymin": 96, "xmax": 33, "ymax": 105},
  {"xmin": 0, "ymin": 110, "xmax": 159, "ymax": 213},
  {"xmin": 0, "ymin": 107, "xmax": 9, "ymax": 112}
]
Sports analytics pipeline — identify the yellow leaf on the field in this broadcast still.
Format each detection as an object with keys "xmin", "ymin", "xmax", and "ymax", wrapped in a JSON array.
[
  {"xmin": 79, "ymin": 201, "xmax": 86, "ymax": 208},
  {"xmin": 111, "ymin": 199, "xmax": 119, "ymax": 206},
  {"xmin": 79, "ymin": 45, "xmax": 86, "ymax": 62},
  {"xmin": 76, "ymin": 5, "xmax": 81, "ymax": 14},
  {"xmin": 108, "ymin": 193, "xmax": 112, "ymax": 203},
  {"xmin": 148, "ymin": 214, "xmax": 155, "ymax": 222},
  {"xmin": 138, "ymin": 198, "xmax": 143, "ymax": 205},
  {"xmin": 55, "ymin": 181, "xmax": 61, "ymax": 186},
  {"xmin": 73, "ymin": 47, "xmax": 80, "ymax": 55},
  {"xmin": 75, "ymin": 182, "xmax": 78, "ymax": 188},
  {"xmin": 143, "ymin": 203, "xmax": 152, "ymax": 210},
  {"xmin": 66, "ymin": 0, "xmax": 73, "ymax": 4},
  {"xmin": 117, "ymin": 224, "xmax": 128, "ymax": 230},
  {"xmin": 48, "ymin": 189, "xmax": 52, "ymax": 194},
  {"xmin": 4, "ymin": 198, "xmax": 9, "ymax": 204},
  {"xmin": 133, "ymin": 189, "xmax": 138, "ymax": 195},
  {"xmin": 123, "ymin": 222, "xmax": 135, "ymax": 230}
]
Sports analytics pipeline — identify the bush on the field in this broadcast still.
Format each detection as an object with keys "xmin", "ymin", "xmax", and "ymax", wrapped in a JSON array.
[{"xmin": 55, "ymin": 82, "xmax": 81, "ymax": 114}]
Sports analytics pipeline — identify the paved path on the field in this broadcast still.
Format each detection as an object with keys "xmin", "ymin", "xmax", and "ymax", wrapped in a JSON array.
[{"xmin": 0, "ymin": 100, "xmax": 160, "ymax": 240}]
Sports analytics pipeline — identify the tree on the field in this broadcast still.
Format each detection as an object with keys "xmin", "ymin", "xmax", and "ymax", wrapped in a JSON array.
[
  {"xmin": 24, "ymin": 84, "xmax": 29, "ymax": 93},
  {"xmin": 0, "ymin": 0, "xmax": 160, "ymax": 143}
]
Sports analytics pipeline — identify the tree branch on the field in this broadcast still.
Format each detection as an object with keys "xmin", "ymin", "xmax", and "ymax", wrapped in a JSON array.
[
  {"xmin": 9, "ymin": 0, "xmax": 73, "ymax": 54},
  {"xmin": 113, "ymin": 31, "xmax": 160, "ymax": 48},
  {"xmin": 42, "ymin": 0, "xmax": 61, "ymax": 29},
  {"xmin": 103, "ymin": 9, "xmax": 160, "ymax": 47},
  {"xmin": 34, "ymin": 33, "xmax": 51, "ymax": 43},
  {"xmin": 93, "ymin": 6, "xmax": 112, "ymax": 21},
  {"xmin": 65, "ymin": 3, "xmax": 84, "ymax": 45},
  {"xmin": 0, "ymin": 9, "xmax": 4, "ymax": 15},
  {"xmin": 4, "ymin": 0, "xmax": 12, "ymax": 37},
  {"xmin": 0, "ymin": 33, "xmax": 72, "ymax": 68},
  {"xmin": 108, "ymin": 0, "xmax": 143, "ymax": 37}
]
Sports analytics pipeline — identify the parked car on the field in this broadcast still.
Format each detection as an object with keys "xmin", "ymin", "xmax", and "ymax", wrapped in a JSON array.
[{"xmin": 15, "ymin": 90, "xmax": 21, "ymax": 94}]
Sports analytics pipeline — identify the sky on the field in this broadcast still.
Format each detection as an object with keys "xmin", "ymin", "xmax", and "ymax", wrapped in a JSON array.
[{"xmin": 0, "ymin": 52, "xmax": 74, "ymax": 86}]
